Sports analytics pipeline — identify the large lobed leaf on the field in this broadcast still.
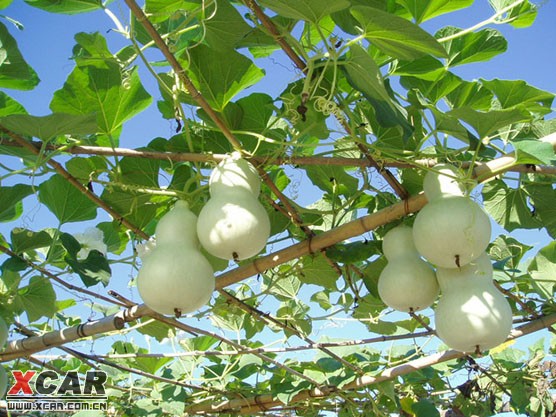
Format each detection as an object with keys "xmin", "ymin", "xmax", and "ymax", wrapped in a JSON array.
[
  {"xmin": 351, "ymin": 6, "xmax": 448, "ymax": 60},
  {"xmin": 259, "ymin": 0, "xmax": 350, "ymax": 24},
  {"xmin": 24, "ymin": 0, "xmax": 107, "ymax": 14},
  {"xmin": 0, "ymin": 22, "xmax": 40, "ymax": 90}
]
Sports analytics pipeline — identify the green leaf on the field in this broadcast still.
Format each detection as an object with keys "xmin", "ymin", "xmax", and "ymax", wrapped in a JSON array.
[
  {"xmin": 0, "ymin": 113, "xmax": 98, "ymax": 140},
  {"xmin": 528, "ymin": 241, "xmax": 556, "ymax": 299},
  {"xmin": 304, "ymin": 165, "xmax": 358, "ymax": 197},
  {"xmin": 259, "ymin": 0, "xmax": 350, "ymax": 23},
  {"xmin": 362, "ymin": 257, "xmax": 387, "ymax": 299},
  {"xmin": 412, "ymin": 398, "xmax": 441, "ymax": 417},
  {"xmin": 134, "ymin": 355, "xmax": 173, "ymax": 375},
  {"xmin": 65, "ymin": 156, "xmax": 107, "ymax": 182},
  {"xmin": 482, "ymin": 181, "xmax": 542, "ymax": 232},
  {"xmin": 97, "ymin": 221, "xmax": 128, "ymax": 255},
  {"xmin": 24, "ymin": 0, "xmax": 105, "ymax": 14},
  {"xmin": 393, "ymin": 56, "xmax": 446, "ymax": 81},
  {"xmin": 431, "ymin": 109, "xmax": 479, "ymax": 146},
  {"xmin": 325, "ymin": 240, "xmax": 381, "ymax": 263},
  {"xmin": 38, "ymin": 174, "xmax": 98, "ymax": 224},
  {"xmin": 0, "ymin": 184, "xmax": 33, "ymax": 222},
  {"xmin": 202, "ymin": 0, "xmax": 253, "ymax": 51},
  {"xmin": 446, "ymin": 79, "xmax": 494, "ymax": 111},
  {"xmin": 351, "ymin": 6, "xmax": 447, "ymax": 60},
  {"xmin": 399, "ymin": 0, "xmax": 474, "ymax": 23},
  {"xmin": 0, "ymin": 0, "xmax": 13, "ymax": 9},
  {"xmin": 342, "ymin": 44, "xmax": 412, "ymax": 135},
  {"xmin": 526, "ymin": 181, "xmax": 556, "ymax": 239},
  {"xmin": 439, "ymin": 27, "xmax": 507, "ymax": 67},
  {"xmin": 400, "ymin": 72, "xmax": 460, "ymax": 103},
  {"xmin": 481, "ymin": 78, "xmax": 554, "ymax": 115},
  {"xmin": 448, "ymin": 106, "xmax": 530, "ymax": 139},
  {"xmin": 10, "ymin": 228, "xmax": 53, "ymax": 254},
  {"xmin": 72, "ymin": 32, "xmax": 121, "ymax": 69},
  {"xmin": 0, "ymin": 91, "xmax": 27, "ymax": 116},
  {"xmin": 0, "ymin": 21, "xmax": 40, "ymax": 90},
  {"xmin": 489, "ymin": 235, "xmax": 533, "ymax": 270},
  {"xmin": 50, "ymin": 64, "xmax": 152, "ymax": 135},
  {"xmin": 15, "ymin": 277, "xmax": 57, "ymax": 321},
  {"xmin": 489, "ymin": 0, "xmax": 537, "ymax": 28},
  {"xmin": 100, "ymin": 190, "xmax": 156, "ymax": 230},
  {"xmin": 296, "ymin": 255, "xmax": 340, "ymax": 289},
  {"xmin": 118, "ymin": 156, "xmax": 160, "ymax": 187},
  {"xmin": 511, "ymin": 138, "xmax": 555, "ymax": 165},
  {"xmin": 185, "ymin": 45, "xmax": 264, "ymax": 112},
  {"xmin": 61, "ymin": 233, "xmax": 111, "ymax": 287},
  {"xmin": 281, "ymin": 91, "xmax": 329, "ymax": 139},
  {"xmin": 235, "ymin": 93, "xmax": 275, "ymax": 133},
  {"xmin": 137, "ymin": 318, "xmax": 175, "ymax": 342},
  {"xmin": 144, "ymin": 0, "xmax": 199, "ymax": 22}
]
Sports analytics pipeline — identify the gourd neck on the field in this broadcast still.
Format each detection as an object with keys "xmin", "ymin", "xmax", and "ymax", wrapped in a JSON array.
[
  {"xmin": 424, "ymin": 165, "xmax": 468, "ymax": 201},
  {"xmin": 436, "ymin": 270, "xmax": 493, "ymax": 293}
]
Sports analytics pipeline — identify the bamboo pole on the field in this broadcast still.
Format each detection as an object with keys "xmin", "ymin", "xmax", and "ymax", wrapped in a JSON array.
[
  {"xmin": 0, "ymin": 305, "xmax": 148, "ymax": 362},
  {"xmin": 187, "ymin": 313, "xmax": 556, "ymax": 414},
  {"xmin": 473, "ymin": 132, "xmax": 556, "ymax": 182}
]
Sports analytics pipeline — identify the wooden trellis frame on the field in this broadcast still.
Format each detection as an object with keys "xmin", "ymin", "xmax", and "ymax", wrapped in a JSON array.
[{"xmin": 0, "ymin": 0, "xmax": 555, "ymax": 414}]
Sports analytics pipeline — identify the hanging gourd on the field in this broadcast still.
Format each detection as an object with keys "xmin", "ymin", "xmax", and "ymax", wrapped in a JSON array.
[
  {"xmin": 412, "ymin": 164, "xmax": 491, "ymax": 268},
  {"xmin": 137, "ymin": 201, "xmax": 215, "ymax": 317},
  {"xmin": 434, "ymin": 252, "xmax": 513, "ymax": 353},
  {"xmin": 197, "ymin": 153, "xmax": 270, "ymax": 261},
  {"xmin": 377, "ymin": 225, "xmax": 439, "ymax": 312}
]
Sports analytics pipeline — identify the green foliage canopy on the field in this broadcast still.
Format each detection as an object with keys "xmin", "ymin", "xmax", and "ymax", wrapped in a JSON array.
[{"xmin": 0, "ymin": 0, "xmax": 555, "ymax": 416}]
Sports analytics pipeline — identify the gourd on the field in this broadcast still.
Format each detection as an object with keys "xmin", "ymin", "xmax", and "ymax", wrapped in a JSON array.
[
  {"xmin": 209, "ymin": 153, "xmax": 261, "ymax": 196},
  {"xmin": 0, "ymin": 317, "xmax": 8, "ymax": 348},
  {"xmin": 434, "ymin": 252, "xmax": 513, "ymax": 353},
  {"xmin": 197, "ymin": 153, "xmax": 270, "ymax": 260},
  {"xmin": 413, "ymin": 164, "xmax": 491, "ymax": 268},
  {"xmin": 0, "ymin": 367, "xmax": 6, "ymax": 398},
  {"xmin": 137, "ymin": 201, "xmax": 215, "ymax": 317},
  {"xmin": 377, "ymin": 225, "xmax": 439, "ymax": 312}
]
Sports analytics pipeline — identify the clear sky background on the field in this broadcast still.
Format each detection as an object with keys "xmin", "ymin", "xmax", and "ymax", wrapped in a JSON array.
[{"xmin": 1, "ymin": 1, "xmax": 555, "ymax": 416}]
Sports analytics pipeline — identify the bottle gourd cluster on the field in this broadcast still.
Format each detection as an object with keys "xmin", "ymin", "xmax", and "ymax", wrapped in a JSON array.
[
  {"xmin": 137, "ymin": 153, "xmax": 270, "ymax": 316},
  {"xmin": 378, "ymin": 165, "xmax": 513, "ymax": 353}
]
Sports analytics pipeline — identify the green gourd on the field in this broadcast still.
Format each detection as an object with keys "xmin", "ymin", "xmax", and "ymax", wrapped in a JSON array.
[
  {"xmin": 434, "ymin": 252, "xmax": 513, "ymax": 353},
  {"xmin": 197, "ymin": 155, "xmax": 270, "ymax": 261},
  {"xmin": 378, "ymin": 225, "xmax": 439, "ymax": 312},
  {"xmin": 154, "ymin": 201, "xmax": 199, "ymax": 247},
  {"xmin": 209, "ymin": 151, "xmax": 261, "ymax": 196},
  {"xmin": 413, "ymin": 164, "xmax": 491, "ymax": 268},
  {"xmin": 137, "ymin": 202, "xmax": 215, "ymax": 317}
]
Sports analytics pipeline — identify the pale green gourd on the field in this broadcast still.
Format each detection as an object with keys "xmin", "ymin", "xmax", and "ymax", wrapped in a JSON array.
[
  {"xmin": 154, "ymin": 200, "xmax": 199, "ymax": 247},
  {"xmin": 198, "ymin": 155, "xmax": 270, "ymax": 261},
  {"xmin": 209, "ymin": 151, "xmax": 261, "ymax": 196},
  {"xmin": 137, "ymin": 202, "xmax": 215, "ymax": 317},
  {"xmin": 434, "ymin": 252, "xmax": 513, "ymax": 352},
  {"xmin": 198, "ymin": 188, "xmax": 270, "ymax": 260},
  {"xmin": 413, "ymin": 164, "xmax": 491, "ymax": 268},
  {"xmin": 377, "ymin": 225, "xmax": 439, "ymax": 312}
]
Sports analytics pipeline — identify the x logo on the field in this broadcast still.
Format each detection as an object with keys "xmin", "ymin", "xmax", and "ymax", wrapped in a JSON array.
[{"xmin": 8, "ymin": 371, "xmax": 36, "ymax": 395}]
